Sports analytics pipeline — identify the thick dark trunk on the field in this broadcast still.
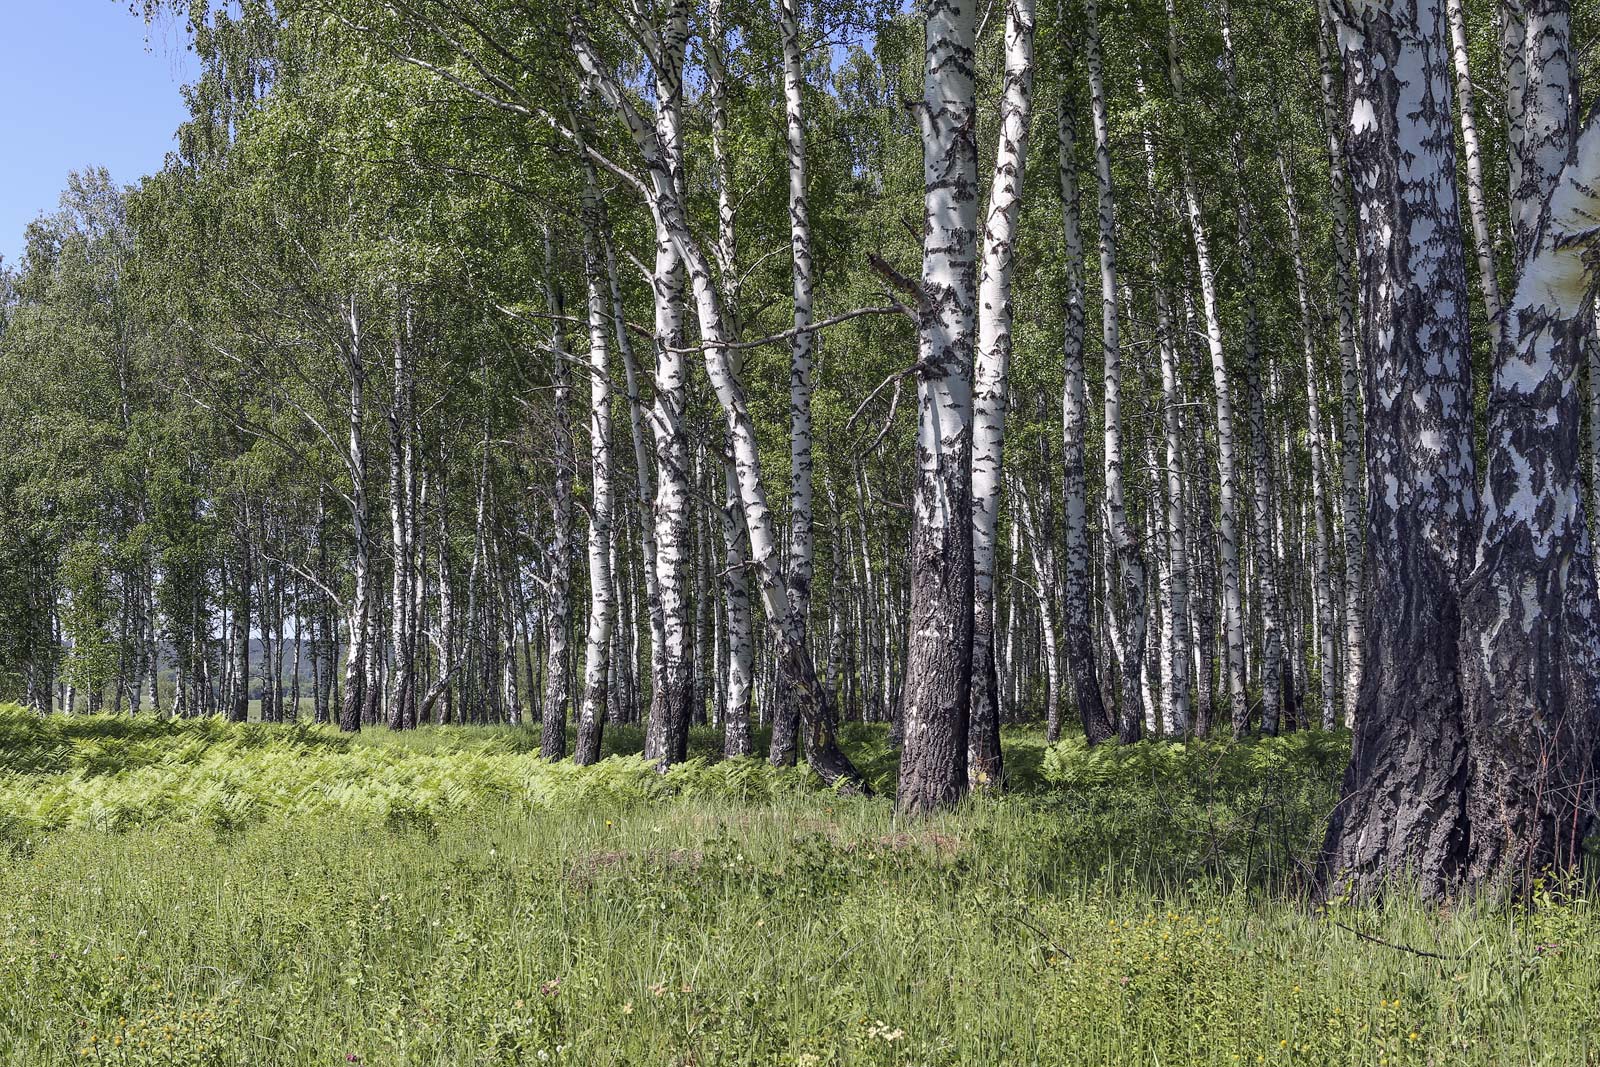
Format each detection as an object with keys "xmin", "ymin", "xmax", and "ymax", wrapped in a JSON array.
[{"xmin": 1315, "ymin": 0, "xmax": 1476, "ymax": 900}]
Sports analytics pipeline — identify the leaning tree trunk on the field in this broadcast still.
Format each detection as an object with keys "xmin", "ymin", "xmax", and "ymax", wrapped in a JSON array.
[
  {"xmin": 1056, "ymin": 71, "xmax": 1114, "ymax": 746},
  {"xmin": 571, "ymin": 20, "xmax": 868, "ymax": 793},
  {"xmin": 705, "ymin": 0, "xmax": 754, "ymax": 761},
  {"xmin": 1088, "ymin": 0, "xmax": 1145, "ymax": 744},
  {"xmin": 894, "ymin": 0, "xmax": 980, "ymax": 813},
  {"xmin": 969, "ymin": 0, "xmax": 1036, "ymax": 789},
  {"xmin": 1315, "ymin": 0, "xmax": 1477, "ymax": 901}
]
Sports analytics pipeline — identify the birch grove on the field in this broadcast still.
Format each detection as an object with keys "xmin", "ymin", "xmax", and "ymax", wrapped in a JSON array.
[{"xmin": 7, "ymin": 0, "xmax": 1600, "ymax": 897}]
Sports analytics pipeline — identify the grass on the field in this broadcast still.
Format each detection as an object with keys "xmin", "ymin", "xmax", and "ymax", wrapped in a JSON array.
[{"xmin": 0, "ymin": 706, "xmax": 1596, "ymax": 1065}]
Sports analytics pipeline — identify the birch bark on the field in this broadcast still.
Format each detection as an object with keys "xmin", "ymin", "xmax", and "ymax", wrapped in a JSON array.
[
  {"xmin": 1057, "ymin": 78, "xmax": 1114, "ymax": 745},
  {"xmin": 969, "ymin": 0, "xmax": 1036, "ymax": 788},
  {"xmin": 1086, "ymin": 0, "xmax": 1145, "ymax": 744},
  {"xmin": 1317, "ymin": 0, "xmax": 1477, "ymax": 900},
  {"xmin": 540, "ymin": 225, "xmax": 575, "ymax": 759},
  {"xmin": 896, "ymin": 0, "xmax": 980, "ymax": 811},
  {"xmin": 575, "ymin": 197, "xmax": 615, "ymax": 766}
]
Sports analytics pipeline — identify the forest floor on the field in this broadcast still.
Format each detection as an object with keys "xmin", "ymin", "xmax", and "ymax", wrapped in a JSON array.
[{"xmin": 0, "ymin": 708, "xmax": 1596, "ymax": 1065}]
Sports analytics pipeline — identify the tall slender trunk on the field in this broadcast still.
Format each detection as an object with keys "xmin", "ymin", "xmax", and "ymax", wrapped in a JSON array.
[
  {"xmin": 571, "ymin": 20, "xmax": 867, "ymax": 792},
  {"xmin": 705, "ymin": 0, "xmax": 752, "ymax": 761},
  {"xmin": 1087, "ymin": 0, "xmax": 1144, "ymax": 744},
  {"xmin": 229, "ymin": 523, "xmax": 251, "ymax": 724},
  {"xmin": 770, "ymin": 0, "xmax": 821, "ymax": 765},
  {"xmin": 1136, "ymin": 96, "xmax": 1191, "ymax": 737},
  {"xmin": 1280, "ymin": 145, "xmax": 1341, "ymax": 731},
  {"xmin": 969, "ymin": 0, "xmax": 1036, "ymax": 789},
  {"xmin": 1215, "ymin": 0, "xmax": 1282, "ymax": 734},
  {"xmin": 539, "ymin": 226, "xmax": 576, "ymax": 758},
  {"xmin": 602, "ymin": 226, "xmax": 664, "ymax": 714},
  {"xmin": 387, "ymin": 310, "xmax": 417, "ymax": 731},
  {"xmin": 1160, "ymin": 0, "xmax": 1246, "ymax": 735},
  {"xmin": 1317, "ymin": 0, "xmax": 1366, "ymax": 728},
  {"xmin": 1056, "ymin": 71, "xmax": 1113, "ymax": 745},
  {"xmin": 575, "ymin": 202, "xmax": 616, "ymax": 766},
  {"xmin": 639, "ymin": 2, "xmax": 696, "ymax": 767},
  {"xmin": 1446, "ymin": 0, "xmax": 1505, "ymax": 345},
  {"xmin": 339, "ymin": 296, "xmax": 372, "ymax": 733},
  {"xmin": 1014, "ymin": 479, "xmax": 1063, "ymax": 740},
  {"xmin": 720, "ymin": 455, "xmax": 755, "ymax": 757}
]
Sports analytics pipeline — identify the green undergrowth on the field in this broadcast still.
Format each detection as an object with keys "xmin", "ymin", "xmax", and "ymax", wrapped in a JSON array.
[{"xmin": 3, "ymin": 705, "xmax": 1597, "ymax": 1064}]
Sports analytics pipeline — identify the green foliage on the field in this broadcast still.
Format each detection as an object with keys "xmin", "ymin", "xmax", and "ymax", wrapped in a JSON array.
[
  {"xmin": 0, "ymin": 711, "xmax": 1595, "ymax": 1065},
  {"xmin": 0, "ymin": 710, "xmax": 1593, "ymax": 1067}
]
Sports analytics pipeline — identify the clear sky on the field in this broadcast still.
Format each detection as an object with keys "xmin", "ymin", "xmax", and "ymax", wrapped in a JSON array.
[{"xmin": 0, "ymin": 2, "xmax": 197, "ymax": 269}]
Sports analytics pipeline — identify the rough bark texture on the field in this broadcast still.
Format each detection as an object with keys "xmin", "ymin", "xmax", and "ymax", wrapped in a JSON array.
[
  {"xmin": 1317, "ymin": 0, "xmax": 1477, "ymax": 900},
  {"xmin": 1457, "ymin": 100, "xmax": 1600, "ymax": 895},
  {"xmin": 779, "ymin": 0, "xmax": 817, "ymax": 654},
  {"xmin": 896, "ymin": 0, "xmax": 979, "ymax": 813}
]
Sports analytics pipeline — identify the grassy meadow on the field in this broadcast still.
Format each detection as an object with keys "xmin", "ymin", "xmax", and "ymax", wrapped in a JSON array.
[{"xmin": 0, "ymin": 706, "xmax": 1597, "ymax": 1065}]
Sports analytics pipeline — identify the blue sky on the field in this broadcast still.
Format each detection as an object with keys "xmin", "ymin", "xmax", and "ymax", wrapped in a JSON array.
[{"xmin": 1, "ymin": 2, "xmax": 196, "ymax": 269}]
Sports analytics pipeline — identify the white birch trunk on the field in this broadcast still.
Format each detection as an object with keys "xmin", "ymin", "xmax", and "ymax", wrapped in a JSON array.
[
  {"xmin": 1087, "ymin": 0, "xmax": 1145, "ymax": 743},
  {"xmin": 1280, "ymin": 146, "xmax": 1341, "ymax": 731},
  {"xmin": 969, "ymin": 0, "xmax": 1037, "ymax": 787},
  {"xmin": 1317, "ymin": 0, "xmax": 1365, "ymax": 728},
  {"xmin": 575, "ymin": 201, "xmax": 615, "ymax": 766},
  {"xmin": 1446, "ymin": 0, "xmax": 1505, "ymax": 345},
  {"xmin": 539, "ymin": 225, "xmax": 575, "ymax": 759},
  {"xmin": 571, "ymin": 23, "xmax": 867, "ymax": 790},
  {"xmin": 1056, "ymin": 71, "xmax": 1113, "ymax": 744}
]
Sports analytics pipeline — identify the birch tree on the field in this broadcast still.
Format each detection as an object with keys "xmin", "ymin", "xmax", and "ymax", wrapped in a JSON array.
[
  {"xmin": 1088, "ymin": 0, "xmax": 1145, "ymax": 743},
  {"xmin": 574, "ymin": 191, "xmax": 615, "ymax": 766},
  {"xmin": 969, "ymin": 0, "xmax": 1037, "ymax": 789},
  {"xmin": 1317, "ymin": 0, "xmax": 1479, "ymax": 899},
  {"xmin": 1164, "ymin": 0, "xmax": 1246, "ymax": 735},
  {"xmin": 1056, "ymin": 68, "xmax": 1114, "ymax": 745},
  {"xmin": 894, "ymin": 0, "xmax": 980, "ymax": 812},
  {"xmin": 539, "ymin": 226, "xmax": 575, "ymax": 760}
]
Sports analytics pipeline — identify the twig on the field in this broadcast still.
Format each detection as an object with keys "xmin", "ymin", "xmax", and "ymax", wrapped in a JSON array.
[
  {"xmin": 997, "ymin": 910, "xmax": 1075, "ymax": 961},
  {"xmin": 1327, "ymin": 919, "xmax": 1467, "ymax": 962}
]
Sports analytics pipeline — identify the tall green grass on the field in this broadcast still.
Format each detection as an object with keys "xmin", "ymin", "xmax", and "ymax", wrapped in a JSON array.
[{"xmin": 0, "ymin": 705, "xmax": 1595, "ymax": 1065}]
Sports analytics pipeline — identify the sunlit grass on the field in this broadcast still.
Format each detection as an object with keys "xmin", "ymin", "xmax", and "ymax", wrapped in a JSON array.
[{"xmin": 0, "ymin": 705, "xmax": 1594, "ymax": 1065}]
